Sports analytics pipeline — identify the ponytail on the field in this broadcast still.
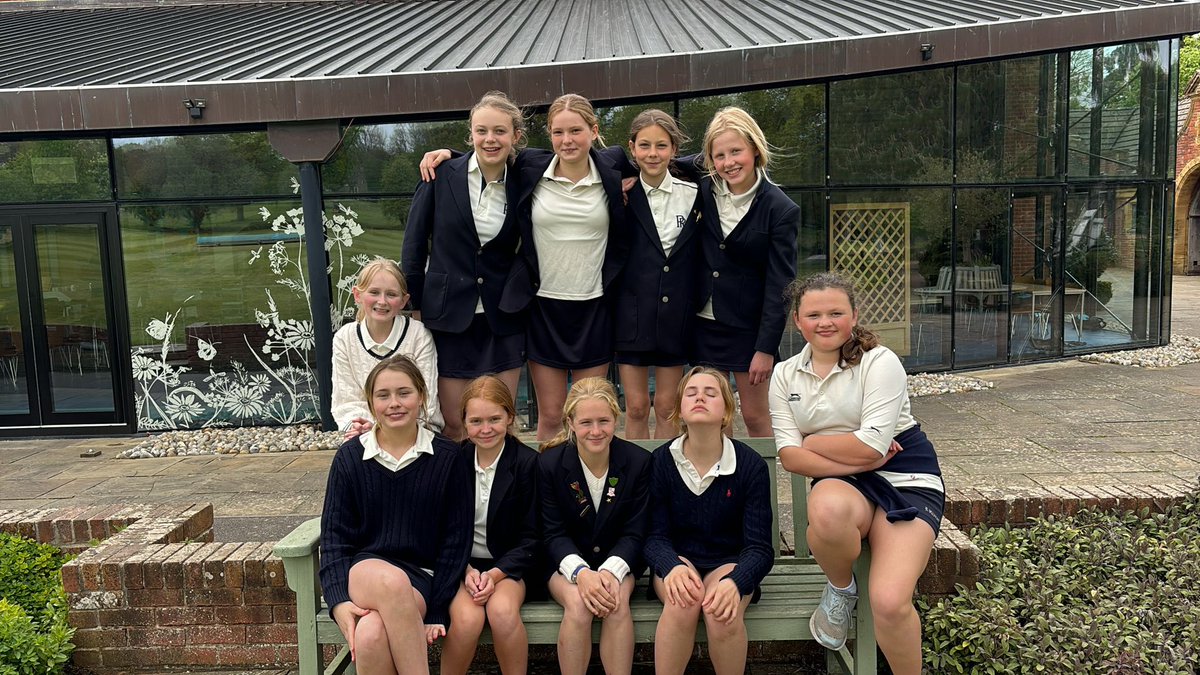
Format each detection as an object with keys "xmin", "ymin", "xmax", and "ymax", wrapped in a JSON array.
[{"xmin": 840, "ymin": 325, "xmax": 880, "ymax": 368}]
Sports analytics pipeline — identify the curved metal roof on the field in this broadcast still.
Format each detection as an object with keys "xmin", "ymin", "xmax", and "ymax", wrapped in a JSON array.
[{"xmin": 0, "ymin": 0, "xmax": 1197, "ymax": 133}]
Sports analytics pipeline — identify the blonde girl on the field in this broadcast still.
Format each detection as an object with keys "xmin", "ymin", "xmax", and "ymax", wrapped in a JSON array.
[
  {"xmin": 331, "ymin": 258, "xmax": 443, "ymax": 437},
  {"xmin": 683, "ymin": 106, "xmax": 799, "ymax": 437},
  {"xmin": 536, "ymin": 377, "xmax": 652, "ymax": 675}
]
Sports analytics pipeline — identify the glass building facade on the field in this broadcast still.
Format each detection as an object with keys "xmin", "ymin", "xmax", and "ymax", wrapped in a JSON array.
[{"xmin": 0, "ymin": 38, "xmax": 1180, "ymax": 432}]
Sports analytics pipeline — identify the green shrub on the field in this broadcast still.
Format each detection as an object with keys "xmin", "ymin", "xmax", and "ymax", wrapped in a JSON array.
[
  {"xmin": 0, "ymin": 533, "xmax": 74, "ymax": 674},
  {"xmin": 921, "ymin": 491, "xmax": 1200, "ymax": 674}
]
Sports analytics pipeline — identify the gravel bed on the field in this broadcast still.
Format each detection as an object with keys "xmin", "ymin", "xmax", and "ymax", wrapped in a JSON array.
[
  {"xmin": 1077, "ymin": 334, "xmax": 1200, "ymax": 368},
  {"xmin": 907, "ymin": 372, "xmax": 994, "ymax": 397},
  {"xmin": 118, "ymin": 424, "xmax": 342, "ymax": 459}
]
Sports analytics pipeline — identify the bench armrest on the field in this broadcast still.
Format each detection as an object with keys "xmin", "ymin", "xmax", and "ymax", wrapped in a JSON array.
[{"xmin": 273, "ymin": 517, "xmax": 321, "ymax": 559}]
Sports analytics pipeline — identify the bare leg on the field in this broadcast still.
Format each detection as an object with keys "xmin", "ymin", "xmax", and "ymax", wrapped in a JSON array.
[
  {"xmin": 529, "ymin": 363, "xmax": 569, "ymax": 442},
  {"xmin": 548, "ymin": 573, "xmax": 594, "ymax": 675},
  {"xmin": 597, "ymin": 577, "xmax": 636, "ymax": 675},
  {"xmin": 349, "ymin": 559, "xmax": 430, "ymax": 675},
  {"xmin": 352, "ymin": 611, "xmax": 398, "ymax": 675},
  {"xmin": 805, "ymin": 481, "xmax": 874, "ymax": 588},
  {"xmin": 617, "ymin": 365, "xmax": 651, "ymax": 439},
  {"xmin": 650, "ymin": 365, "xmax": 685, "ymax": 439},
  {"xmin": 732, "ymin": 370, "xmax": 772, "ymax": 437},
  {"xmin": 699, "ymin": 563, "xmax": 753, "ymax": 675},
  {"xmin": 486, "ymin": 579, "xmax": 528, "ymax": 675},
  {"xmin": 439, "ymin": 583, "xmax": 485, "ymax": 675},
  {"xmin": 495, "ymin": 367, "xmax": 522, "ymax": 406},
  {"xmin": 651, "ymin": 575, "xmax": 701, "ymax": 674},
  {"xmin": 867, "ymin": 511, "xmax": 936, "ymax": 675},
  {"xmin": 437, "ymin": 377, "xmax": 469, "ymax": 442}
]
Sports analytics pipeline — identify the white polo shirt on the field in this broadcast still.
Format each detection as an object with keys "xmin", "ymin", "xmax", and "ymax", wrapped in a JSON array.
[
  {"xmin": 642, "ymin": 172, "xmax": 698, "ymax": 257},
  {"xmin": 768, "ymin": 344, "xmax": 942, "ymax": 491},
  {"xmin": 531, "ymin": 156, "xmax": 608, "ymax": 300},
  {"xmin": 471, "ymin": 445, "xmax": 504, "ymax": 560},
  {"xmin": 668, "ymin": 434, "xmax": 737, "ymax": 495},
  {"xmin": 468, "ymin": 154, "xmax": 508, "ymax": 314},
  {"xmin": 698, "ymin": 171, "xmax": 763, "ymax": 320},
  {"xmin": 360, "ymin": 423, "xmax": 437, "ymax": 472}
]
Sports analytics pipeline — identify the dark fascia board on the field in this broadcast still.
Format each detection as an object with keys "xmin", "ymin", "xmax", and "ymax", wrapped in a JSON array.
[{"xmin": 1, "ymin": 3, "xmax": 1198, "ymax": 135}]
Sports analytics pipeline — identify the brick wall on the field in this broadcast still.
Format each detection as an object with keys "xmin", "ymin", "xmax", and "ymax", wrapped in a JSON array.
[
  {"xmin": 0, "ymin": 503, "xmax": 297, "ymax": 672},
  {"xmin": 1175, "ymin": 81, "xmax": 1200, "ymax": 274}
]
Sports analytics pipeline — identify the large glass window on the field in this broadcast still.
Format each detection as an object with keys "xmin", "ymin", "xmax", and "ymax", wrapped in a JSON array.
[
  {"xmin": 679, "ymin": 85, "xmax": 825, "ymax": 187},
  {"xmin": 0, "ymin": 139, "xmax": 110, "ymax": 203},
  {"xmin": 778, "ymin": 190, "xmax": 828, "ymax": 361},
  {"xmin": 829, "ymin": 188, "xmax": 952, "ymax": 370},
  {"xmin": 120, "ymin": 199, "xmax": 320, "ymax": 430},
  {"xmin": 114, "ymin": 132, "xmax": 297, "ymax": 199},
  {"xmin": 324, "ymin": 120, "xmax": 465, "ymax": 196},
  {"xmin": 830, "ymin": 70, "xmax": 952, "ymax": 185},
  {"xmin": 952, "ymin": 188, "xmax": 1012, "ymax": 368},
  {"xmin": 1067, "ymin": 41, "xmax": 1172, "ymax": 179},
  {"xmin": 957, "ymin": 56, "xmax": 1058, "ymax": 182}
]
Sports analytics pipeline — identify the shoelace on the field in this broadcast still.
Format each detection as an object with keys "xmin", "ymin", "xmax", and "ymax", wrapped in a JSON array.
[{"xmin": 825, "ymin": 589, "xmax": 855, "ymax": 623}]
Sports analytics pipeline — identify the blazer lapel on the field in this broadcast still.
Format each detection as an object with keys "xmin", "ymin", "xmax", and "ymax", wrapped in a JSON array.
[
  {"xmin": 591, "ymin": 443, "xmax": 627, "ymax": 536},
  {"xmin": 485, "ymin": 437, "xmax": 517, "ymax": 525},
  {"xmin": 446, "ymin": 156, "xmax": 474, "ymax": 236},
  {"xmin": 560, "ymin": 443, "xmax": 597, "ymax": 528},
  {"xmin": 628, "ymin": 185, "xmax": 666, "ymax": 257}
]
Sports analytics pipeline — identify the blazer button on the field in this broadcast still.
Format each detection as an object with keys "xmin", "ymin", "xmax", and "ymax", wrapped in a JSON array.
[
  {"xmin": 661, "ymin": 296, "xmax": 669, "ymax": 303},
  {"xmin": 593, "ymin": 546, "xmax": 601, "ymax": 553},
  {"xmin": 662, "ymin": 265, "xmax": 670, "ymax": 272},
  {"xmin": 712, "ymin": 271, "xmax": 720, "ymax": 278},
  {"xmin": 477, "ymin": 248, "xmax": 483, "ymax": 255},
  {"xmin": 477, "ymin": 278, "xmax": 484, "ymax": 284},
  {"xmin": 719, "ymin": 243, "xmax": 726, "ymax": 250}
]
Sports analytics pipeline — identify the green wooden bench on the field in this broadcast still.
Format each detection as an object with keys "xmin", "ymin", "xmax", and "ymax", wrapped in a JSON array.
[{"xmin": 272, "ymin": 437, "xmax": 876, "ymax": 674}]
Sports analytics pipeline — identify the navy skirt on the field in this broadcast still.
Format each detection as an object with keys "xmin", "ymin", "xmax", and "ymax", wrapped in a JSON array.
[
  {"xmin": 351, "ymin": 553, "xmax": 433, "ymax": 602},
  {"xmin": 691, "ymin": 317, "xmax": 762, "ymax": 372},
  {"xmin": 527, "ymin": 296, "xmax": 612, "ymax": 370},
  {"xmin": 431, "ymin": 313, "xmax": 526, "ymax": 379}
]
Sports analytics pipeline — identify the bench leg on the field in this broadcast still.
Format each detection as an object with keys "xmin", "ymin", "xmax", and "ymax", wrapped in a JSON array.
[
  {"xmin": 290, "ymin": 556, "xmax": 323, "ymax": 675},
  {"xmin": 852, "ymin": 549, "xmax": 877, "ymax": 674}
]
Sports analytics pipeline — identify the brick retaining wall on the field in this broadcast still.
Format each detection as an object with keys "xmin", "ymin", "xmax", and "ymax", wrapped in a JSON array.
[
  {"xmin": 0, "ymin": 483, "xmax": 1189, "ymax": 672},
  {"xmin": 0, "ymin": 503, "xmax": 297, "ymax": 671}
]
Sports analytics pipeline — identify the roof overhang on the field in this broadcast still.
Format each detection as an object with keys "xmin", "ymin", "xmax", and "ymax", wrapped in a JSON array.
[{"xmin": 1, "ymin": 1, "xmax": 1198, "ymax": 135}]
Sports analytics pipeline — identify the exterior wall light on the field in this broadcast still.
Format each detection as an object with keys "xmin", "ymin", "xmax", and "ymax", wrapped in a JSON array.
[
  {"xmin": 182, "ymin": 98, "xmax": 206, "ymax": 119},
  {"xmin": 920, "ymin": 43, "xmax": 934, "ymax": 61}
]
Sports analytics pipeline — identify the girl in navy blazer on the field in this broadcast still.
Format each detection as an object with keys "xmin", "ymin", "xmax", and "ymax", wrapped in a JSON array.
[
  {"xmin": 440, "ymin": 375, "xmax": 540, "ymax": 675},
  {"xmin": 615, "ymin": 110, "xmax": 702, "ymax": 440},
  {"xmin": 681, "ymin": 107, "xmax": 800, "ymax": 438},
  {"xmin": 402, "ymin": 92, "xmax": 528, "ymax": 441},
  {"xmin": 644, "ymin": 366, "xmax": 774, "ymax": 674},
  {"xmin": 537, "ymin": 377, "xmax": 651, "ymax": 675},
  {"xmin": 420, "ymin": 94, "xmax": 632, "ymax": 442}
]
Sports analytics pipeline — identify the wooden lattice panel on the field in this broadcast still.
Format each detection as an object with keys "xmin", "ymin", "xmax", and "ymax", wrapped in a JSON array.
[{"xmin": 829, "ymin": 203, "xmax": 912, "ymax": 355}]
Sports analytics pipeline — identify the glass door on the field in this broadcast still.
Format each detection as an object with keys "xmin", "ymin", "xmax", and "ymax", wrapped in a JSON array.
[
  {"xmin": 0, "ymin": 210, "xmax": 128, "ymax": 430},
  {"xmin": 1009, "ymin": 190, "xmax": 1066, "ymax": 363}
]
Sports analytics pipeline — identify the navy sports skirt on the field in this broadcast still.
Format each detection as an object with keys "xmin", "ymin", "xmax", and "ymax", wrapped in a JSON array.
[
  {"xmin": 527, "ymin": 296, "xmax": 612, "ymax": 370},
  {"xmin": 691, "ymin": 317, "xmax": 761, "ymax": 372},
  {"xmin": 431, "ymin": 313, "xmax": 525, "ymax": 379}
]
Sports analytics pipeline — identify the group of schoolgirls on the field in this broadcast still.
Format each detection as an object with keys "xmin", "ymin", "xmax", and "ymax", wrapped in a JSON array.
[
  {"xmin": 321, "ymin": 88, "xmax": 945, "ymax": 675},
  {"xmin": 320, "ymin": 358, "xmax": 773, "ymax": 675},
  {"xmin": 402, "ymin": 90, "xmax": 800, "ymax": 443}
]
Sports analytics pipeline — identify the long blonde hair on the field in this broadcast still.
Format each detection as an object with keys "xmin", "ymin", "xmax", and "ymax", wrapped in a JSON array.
[{"xmin": 540, "ymin": 377, "xmax": 621, "ymax": 451}]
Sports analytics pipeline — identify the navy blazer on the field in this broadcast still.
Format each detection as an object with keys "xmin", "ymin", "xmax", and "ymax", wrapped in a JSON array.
[
  {"xmin": 678, "ymin": 156, "xmax": 800, "ymax": 355},
  {"xmin": 537, "ymin": 436, "xmax": 652, "ymax": 578},
  {"xmin": 401, "ymin": 151, "xmax": 525, "ymax": 335},
  {"xmin": 465, "ymin": 435, "xmax": 541, "ymax": 580},
  {"xmin": 499, "ymin": 146, "xmax": 632, "ymax": 314},
  {"xmin": 614, "ymin": 177, "xmax": 703, "ymax": 353}
]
